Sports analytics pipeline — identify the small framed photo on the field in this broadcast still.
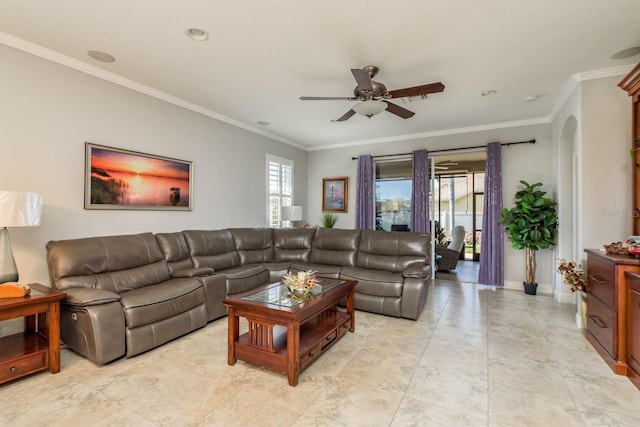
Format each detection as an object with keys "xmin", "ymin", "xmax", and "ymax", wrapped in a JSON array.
[
  {"xmin": 322, "ymin": 177, "xmax": 348, "ymax": 213},
  {"xmin": 85, "ymin": 143, "xmax": 193, "ymax": 210}
]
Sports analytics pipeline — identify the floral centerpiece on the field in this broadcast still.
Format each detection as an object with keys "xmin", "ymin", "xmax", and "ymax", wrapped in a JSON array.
[
  {"xmin": 556, "ymin": 258, "xmax": 587, "ymax": 293},
  {"xmin": 282, "ymin": 270, "xmax": 320, "ymax": 300}
]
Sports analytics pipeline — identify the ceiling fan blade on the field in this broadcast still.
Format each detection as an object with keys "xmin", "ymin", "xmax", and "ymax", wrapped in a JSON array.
[
  {"xmin": 388, "ymin": 82, "xmax": 445, "ymax": 98},
  {"xmin": 336, "ymin": 109, "xmax": 356, "ymax": 122},
  {"xmin": 351, "ymin": 69, "xmax": 373, "ymax": 92},
  {"xmin": 300, "ymin": 96, "xmax": 356, "ymax": 101},
  {"xmin": 384, "ymin": 101, "xmax": 415, "ymax": 119}
]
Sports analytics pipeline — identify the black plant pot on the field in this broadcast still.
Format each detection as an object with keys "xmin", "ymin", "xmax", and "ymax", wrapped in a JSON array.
[{"xmin": 523, "ymin": 282, "xmax": 538, "ymax": 295}]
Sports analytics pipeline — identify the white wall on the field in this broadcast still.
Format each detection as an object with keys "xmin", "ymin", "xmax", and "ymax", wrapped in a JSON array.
[
  {"xmin": 0, "ymin": 44, "xmax": 307, "ymax": 286},
  {"xmin": 550, "ymin": 74, "xmax": 631, "ymax": 303},
  {"xmin": 307, "ymin": 123, "xmax": 555, "ymax": 290},
  {"xmin": 580, "ymin": 76, "xmax": 633, "ymax": 250}
]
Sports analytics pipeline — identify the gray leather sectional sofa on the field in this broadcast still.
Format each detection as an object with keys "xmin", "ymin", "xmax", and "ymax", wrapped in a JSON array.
[{"xmin": 46, "ymin": 227, "xmax": 431, "ymax": 364}]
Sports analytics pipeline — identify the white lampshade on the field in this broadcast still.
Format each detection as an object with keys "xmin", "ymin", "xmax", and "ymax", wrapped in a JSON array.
[
  {"xmin": 289, "ymin": 206, "xmax": 303, "ymax": 221},
  {"xmin": 352, "ymin": 100, "xmax": 386, "ymax": 118},
  {"xmin": 0, "ymin": 191, "xmax": 43, "ymax": 227}
]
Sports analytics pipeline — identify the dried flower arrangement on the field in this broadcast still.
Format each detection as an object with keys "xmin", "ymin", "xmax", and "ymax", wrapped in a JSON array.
[
  {"xmin": 556, "ymin": 258, "xmax": 587, "ymax": 293},
  {"xmin": 282, "ymin": 270, "xmax": 320, "ymax": 300}
]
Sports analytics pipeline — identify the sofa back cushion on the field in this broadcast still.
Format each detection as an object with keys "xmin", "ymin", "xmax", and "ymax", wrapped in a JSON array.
[
  {"xmin": 155, "ymin": 232, "xmax": 194, "ymax": 273},
  {"xmin": 309, "ymin": 228, "xmax": 361, "ymax": 267},
  {"xmin": 273, "ymin": 228, "xmax": 316, "ymax": 262},
  {"xmin": 228, "ymin": 228, "xmax": 274, "ymax": 264},
  {"xmin": 356, "ymin": 230, "xmax": 429, "ymax": 272},
  {"xmin": 183, "ymin": 229, "xmax": 240, "ymax": 270},
  {"xmin": 46, "ymin": 233, "xmax": 171, "ymax": 293}
]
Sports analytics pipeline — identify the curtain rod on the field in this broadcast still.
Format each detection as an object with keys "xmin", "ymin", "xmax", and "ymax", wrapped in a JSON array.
[{"xmin": 350, "ymin": 139, "xmax": 535, "ymax": 160}]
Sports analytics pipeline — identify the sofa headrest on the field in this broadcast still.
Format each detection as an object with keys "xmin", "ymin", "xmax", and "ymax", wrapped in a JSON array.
[
  {"xmin": 228, "ymin": 228, "xmax": 274, "ymax": 264},
  {"xmin": 46, "ymin": 232, "xmax": 170, "ymax": 292},
  {"xmin": 357, "ymin": 230, "xmax": 429, "ymax": 272},
  {"xmin": 155, "ymin": 232, "xmax": 191, "ymax": 262},
  {"xmin": 273, "ymin": 227, "xmax": 317, "ymax": 262},
  {"xmin": 309, "ymin": 228, "xmax": 361, "ymax": 266},
  {"xmin": 182, "ymin": 229, "xmax": 240, "ymax": 270}
]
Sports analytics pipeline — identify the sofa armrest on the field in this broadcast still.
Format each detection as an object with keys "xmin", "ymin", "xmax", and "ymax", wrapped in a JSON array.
[
  {"xmin": 171, "ymin": 267, "xmax": 215, "ymax": 278},
  {"xmin": 63, "ymin": 287, "xmax": 120, "ymax": 307},
  {"xmin": 403, "ymin": 263, "xmax": 430, "ymax": 278}
]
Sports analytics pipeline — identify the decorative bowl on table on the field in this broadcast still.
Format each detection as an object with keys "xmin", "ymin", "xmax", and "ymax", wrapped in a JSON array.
[
  {"xmin": 604, "ymin": 241, "xmax": 632, "ymax": 255},
  {"xmin": 282, "ymin": 270, "xmax": 320, "ymax": 301}
]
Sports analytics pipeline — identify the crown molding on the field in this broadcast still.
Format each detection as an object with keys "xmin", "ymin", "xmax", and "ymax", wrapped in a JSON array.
[
  {"xmin": 549, "ymin": 64, "xmax": 636, "ymax": 120},
  {"xmin": 574, "ymin": 64, "xmax": 635, "ymax": 81},
  {"xmin": 0, "ymin": 32, "xmax": 305, "ymax": 150}
]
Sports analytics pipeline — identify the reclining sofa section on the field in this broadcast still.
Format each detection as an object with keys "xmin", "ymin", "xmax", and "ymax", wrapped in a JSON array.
[{"xmin": 45, "ymin": 227, "xmax": 431, "ymax": 365}]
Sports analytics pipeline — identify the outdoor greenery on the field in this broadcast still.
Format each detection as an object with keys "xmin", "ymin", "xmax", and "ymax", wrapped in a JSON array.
[{"xmin": 500, "ymin": 180, "xmax": 558, "ymax": 285}]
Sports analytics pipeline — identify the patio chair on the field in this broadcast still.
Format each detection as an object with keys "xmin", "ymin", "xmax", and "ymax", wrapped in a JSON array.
[{"xmin": 436, "ymin": 225, "xmax": 465, "ymax": 271}]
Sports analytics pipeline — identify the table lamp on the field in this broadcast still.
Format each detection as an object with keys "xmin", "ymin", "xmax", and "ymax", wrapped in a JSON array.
[
  {"xmin": 289, "ymin": 206, "xmax": 303, "ymax": 227},
  {"xmin": 0, "ymin": 191, "xmax": 43, "ymax": 283}
]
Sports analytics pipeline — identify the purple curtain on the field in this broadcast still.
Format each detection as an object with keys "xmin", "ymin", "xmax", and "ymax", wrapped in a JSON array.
[
  {"xmin": 411, "ymin": 149, "xmax": 430, "ymax": 233},
  {"xmin": 355, "ymin": 154, "xmax": 374, "ymax": 229},
  {"xmin": 478, "ymin": 142, "xmax": 504, "ymax": 286}
]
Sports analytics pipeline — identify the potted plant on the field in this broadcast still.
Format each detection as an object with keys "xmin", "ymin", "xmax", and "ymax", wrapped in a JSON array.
[
  {"xmin": 320, "ymin": 213, "xmax": 338, "ymax": 228},
  {"xmin": 500, "ymin": 180, "xmax": 558, "ymax": 295}
]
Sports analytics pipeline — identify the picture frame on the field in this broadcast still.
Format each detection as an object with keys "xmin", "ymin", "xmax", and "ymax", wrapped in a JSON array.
[
  {"xmin": 322, "ymin": 177, "xmax": 348, "ymax": 213},
  {"xmin": 85, "ymin": 142, "xmax": 193, "ymax": 210}
]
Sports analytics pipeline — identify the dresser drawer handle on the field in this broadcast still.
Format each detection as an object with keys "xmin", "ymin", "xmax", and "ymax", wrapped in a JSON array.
[
  {"xmin": 588, "ymin": 314, "xmax": 607, "ymax": 328},
  {"xmin": 588, "ymin": 275, "xmax": 607, "ymax": 284}
]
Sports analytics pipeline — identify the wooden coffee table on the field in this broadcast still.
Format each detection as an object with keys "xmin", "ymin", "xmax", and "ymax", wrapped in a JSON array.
[{"xmin": 223, "ymin": 278, "xmax": 356, "ymax": 386}]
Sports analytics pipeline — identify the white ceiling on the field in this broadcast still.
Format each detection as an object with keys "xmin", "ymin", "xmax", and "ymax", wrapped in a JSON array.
[{"xmin": 1, "ymin": 0, "xmax": 639, "ymax": 150}]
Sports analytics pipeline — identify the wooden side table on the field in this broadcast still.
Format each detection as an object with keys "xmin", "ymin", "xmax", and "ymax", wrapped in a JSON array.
[{"xmin": 0, "ymin": 283, "xmax": 66, "ymax": 384}]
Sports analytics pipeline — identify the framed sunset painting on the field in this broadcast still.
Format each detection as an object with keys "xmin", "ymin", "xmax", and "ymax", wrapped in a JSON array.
[
  {"xmin": 322, "ymin": 177, "xmax": 348, "ymax": 213},
  {"xmin": 85, "ymin": 143, "xmax": 193, "ymax": 210}
]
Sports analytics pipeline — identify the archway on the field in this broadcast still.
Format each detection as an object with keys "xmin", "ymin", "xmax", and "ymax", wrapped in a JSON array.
[{"xmin": 557, "ymin": 115, "xmax": 578, "ymax": 301}]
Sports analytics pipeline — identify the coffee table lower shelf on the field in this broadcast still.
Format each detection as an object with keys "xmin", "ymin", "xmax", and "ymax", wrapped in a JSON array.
[{"xmin": 233, "ymin": 309, "xmax": 351, "ymax": 385}]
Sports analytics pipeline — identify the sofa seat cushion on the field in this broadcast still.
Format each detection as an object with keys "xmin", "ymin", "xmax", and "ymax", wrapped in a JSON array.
[
  {"xmin": 340, "ymin": 267, "xmax": 403, "ymax": 297},
  {"xmin": 120, "ymin": 279, "xmax": 205, "ymax": 328},
  {"xmin": 290, "ymin": 263, "xmax": 342, "ymax": 279},
  {"xmin": 220, "ymin": 264, "xmax": 270, "ymax": 295}
]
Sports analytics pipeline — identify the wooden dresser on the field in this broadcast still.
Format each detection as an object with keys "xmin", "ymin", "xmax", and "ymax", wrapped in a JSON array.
[
  {"xmin": 623, "ymin": 271, "xmax": 640, "ymax": 390},
  {"xmin": 584, "ymin": 249, "xmax": 640, "ymax": 376},
  {"xmin": 618, "ymin": 63, "xmax": 640, "ymax": 234}
]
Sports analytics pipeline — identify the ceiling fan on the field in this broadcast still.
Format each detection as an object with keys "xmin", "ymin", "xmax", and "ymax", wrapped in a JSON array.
[
  {"xmin": 299, "ymin": 65, "xmax": 445, "ymax": 121},
  {"xmin": 435, "ymin": 161, "xmax": 459, "ymax": 170}
]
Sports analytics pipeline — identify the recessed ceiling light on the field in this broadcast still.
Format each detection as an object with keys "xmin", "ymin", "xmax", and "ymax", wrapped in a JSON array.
[
  {"xmin": 186, "ymin": 28, "xmax": 209, "ymax": 41},
  {"xmin": 87, "ymin": 50, "xmax": 115, "ymax": 63},
  {"xmin": 611, "ymin": 47, "xmax": 640, "ymax": 60},
  {"xmin": 257, "ymin": 121, "xmax": 270, "ymax": 126},
  {"xmin": 525, "ymin": 95, "xmax": 538, "ymax": 102},
  {"xmin": 481, "ymin": 90, "xmax": 497, "ymax": 97}
]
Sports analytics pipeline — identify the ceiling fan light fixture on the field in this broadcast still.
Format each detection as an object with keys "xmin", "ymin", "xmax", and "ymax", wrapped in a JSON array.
[{"xmin": 352, "ymin": 100, "xmax": 386, "ymax": 118}]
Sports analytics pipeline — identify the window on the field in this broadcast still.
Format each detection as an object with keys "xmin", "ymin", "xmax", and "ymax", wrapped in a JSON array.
[
  {"xmin": 375, "ymin": 159, "xmax": 413, "ymax": 231},
  {"xmin": 266, "ymin": 155, "xmax": 293, "ymax": 227}
]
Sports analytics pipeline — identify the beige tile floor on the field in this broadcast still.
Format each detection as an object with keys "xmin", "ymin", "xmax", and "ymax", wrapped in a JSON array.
[{"xmin": 3, "ymin": 278, "xmax": 640, "ymax": 426}]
